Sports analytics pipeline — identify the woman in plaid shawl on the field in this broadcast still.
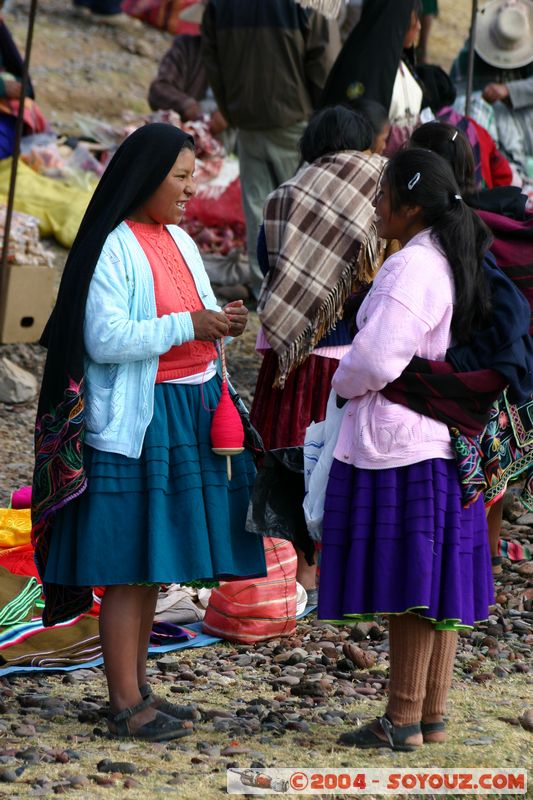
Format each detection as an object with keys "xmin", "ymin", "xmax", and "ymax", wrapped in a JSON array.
[{"xmin": 249, "ymin": 105, "xmax": 386, "ymax": 595}]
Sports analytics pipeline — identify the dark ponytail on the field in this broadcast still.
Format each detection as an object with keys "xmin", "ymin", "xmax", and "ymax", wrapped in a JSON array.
[
  {"xmin": 384, "ymin": 148, "xmax": 492, "ymax": 343},
  {"xmin": 409, "ymin": 121, "xmax": 477, "ymax": 196}
]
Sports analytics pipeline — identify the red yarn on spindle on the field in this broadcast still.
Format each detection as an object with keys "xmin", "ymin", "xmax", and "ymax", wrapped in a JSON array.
[{"xmin": 210, "ymin": 380, "xmax": 245, "ymax": 453}]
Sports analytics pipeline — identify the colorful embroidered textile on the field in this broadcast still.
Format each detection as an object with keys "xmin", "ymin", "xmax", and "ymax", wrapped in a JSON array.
[
  {"xmin": 259, "ymin": 150, "xmax": 384, "ymax": 388},
  {"xmin": 451, "ymin": 393, "xmax": 533, "ymax": 509},
  {"xmin": 0, "ymin": 566, "xmax": 41, "ymax": 628}
]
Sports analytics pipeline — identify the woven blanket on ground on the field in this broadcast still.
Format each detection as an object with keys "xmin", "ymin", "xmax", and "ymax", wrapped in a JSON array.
[
  {"xmin": 0, "ymin": 565, "xmax": 41, "ymax": 628},
  {"xmin": 259, "ymin": 151, "xmax": 385, "ymax": 388},
  {"xmin": 499, "ymin": 538, "xmax": 532, "ymax": 561},
  {"xmin": 0, "ymin": 615, "xmax": 193, "ymax": 667}
]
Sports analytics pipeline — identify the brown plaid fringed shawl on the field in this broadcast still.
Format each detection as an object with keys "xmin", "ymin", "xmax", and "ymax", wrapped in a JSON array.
[{"xmin": 259, "ymin": 150, "xmax": 385, "ymax": 388}]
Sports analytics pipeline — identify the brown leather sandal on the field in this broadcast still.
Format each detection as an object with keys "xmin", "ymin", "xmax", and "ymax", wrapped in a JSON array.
[{"xmin": 107, "ymin": 695, "xmax": 193, "ymax": 741}]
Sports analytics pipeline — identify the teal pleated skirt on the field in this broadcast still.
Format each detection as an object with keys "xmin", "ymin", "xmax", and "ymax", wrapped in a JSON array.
[{"xmin": 44, "ymin": 379, "xmax": 267, "ymax": 586}]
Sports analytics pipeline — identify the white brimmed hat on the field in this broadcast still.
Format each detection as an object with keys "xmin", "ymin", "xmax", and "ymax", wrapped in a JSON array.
[
  {"xmin": 475, "ymin": 0, "xmax": 533, "ymax": 69},
  {"xmin": 179, "ymin": 2, "xmax": 205, "ymax": 25}
]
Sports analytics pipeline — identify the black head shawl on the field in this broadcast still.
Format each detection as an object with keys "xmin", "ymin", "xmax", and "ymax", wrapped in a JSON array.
[
  {"xmin": 32, "ymin": 123, "xmax": 194, "ymax": 626},
  {"xmin": 320, "ymin": 0, "xmax": 417, "ymax": 110}
]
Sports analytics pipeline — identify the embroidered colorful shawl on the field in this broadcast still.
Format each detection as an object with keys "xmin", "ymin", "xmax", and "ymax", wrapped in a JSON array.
[
  {"xmin": 31, "ymin": 124, "xmax": 194, "ymax": 627},
  {"xmin": 259, "ymin": 150, "xmax": 385, "ymax": 388}
]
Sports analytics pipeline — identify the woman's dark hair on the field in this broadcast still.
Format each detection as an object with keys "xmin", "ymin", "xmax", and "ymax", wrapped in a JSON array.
[
  {"xmin": 299, "ymin": 105, "xmax": 373, "ymax": 164},
  {"xmin": 384, "ymin": 148, "xmax": 492, "ymax": 343},
  {"xmin": 409, "ymin": 121, "xmax": 476, "ymax": 196},
  {"xmin": 417, "ymin": 64, "xmax": 457, "ymax": 113},
  {"xmin": 349, "ymin": 98, "xmax": 389, "ymax": 138},
  {"xmin": 180, "ymin": 138, "xmax": 196, "ymax": 152}
]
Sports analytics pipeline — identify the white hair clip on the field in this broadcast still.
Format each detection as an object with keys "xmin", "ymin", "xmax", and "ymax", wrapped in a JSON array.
[
  {"xmin": 407, "ymin": 172, "xmax": 421, "ymax": 190},
  {"xmin": 451, "ymin": 131, "xmax": 458, "ymax": 141}
]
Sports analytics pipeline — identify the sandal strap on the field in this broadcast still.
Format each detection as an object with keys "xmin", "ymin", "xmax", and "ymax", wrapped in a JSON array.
[
  {"xmin": 378, "ymin": 715, "xmax": 421, "ymax": 747},
  {"xmin": 421, "ymin": 720, "xmax": 446, "ymax": 734},
  {"xmin": 139, "ymin": 683, "xmax": 152, "ymax": 699},
  {"xmin": 110, "ymin": 695, "xmax": 153, "ymax": 724}
]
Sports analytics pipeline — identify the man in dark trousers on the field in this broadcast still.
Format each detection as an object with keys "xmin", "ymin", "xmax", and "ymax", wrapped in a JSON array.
[{"xmin": 201, "ymin": 0, "xmax": 340, "ymax": 298}]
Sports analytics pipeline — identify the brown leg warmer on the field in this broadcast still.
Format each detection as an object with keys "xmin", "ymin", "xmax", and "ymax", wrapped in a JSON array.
[
  {"xmin": 421, "ymin": 630, "xmax": 458, "ymax": 720},
  {"xmin": 386, "ymin": 614, "xmax": 435, "ymax": 726}
]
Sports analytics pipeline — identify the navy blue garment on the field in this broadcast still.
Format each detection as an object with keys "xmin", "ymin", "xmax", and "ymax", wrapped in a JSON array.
[
  {"xmin": 0, "ymin": 116, "xmax": 16, "ymax": 159},
  {"xmin": 447, "ymin": 254, "xmax": 533, "ymax": 403}
]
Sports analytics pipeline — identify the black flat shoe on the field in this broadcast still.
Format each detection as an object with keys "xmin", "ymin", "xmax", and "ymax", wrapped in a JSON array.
[{"xmin": 338, "ymin": 715, "xmax": 421, "ymax": 752}]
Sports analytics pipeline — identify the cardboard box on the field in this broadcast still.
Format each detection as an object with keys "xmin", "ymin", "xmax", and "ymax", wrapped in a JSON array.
[{"xmin": 0, "ymin": 265, "xmax": 56, "ymax": 344}]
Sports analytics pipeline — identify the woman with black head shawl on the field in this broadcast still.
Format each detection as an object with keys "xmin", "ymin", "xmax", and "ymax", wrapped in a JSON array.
[
  {"xmin": 31, "ymin": 123, "xmax": 266, "ymax": 741},
  {"xmin": 321, "ymin": 0, "xmax": 423, "ymax": 155}
]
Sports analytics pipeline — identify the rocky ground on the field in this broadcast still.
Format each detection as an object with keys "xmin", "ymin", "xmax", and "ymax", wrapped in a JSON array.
[{"xmin": 0, "ymin": 2, "xmax": 532, "ymax": 798}]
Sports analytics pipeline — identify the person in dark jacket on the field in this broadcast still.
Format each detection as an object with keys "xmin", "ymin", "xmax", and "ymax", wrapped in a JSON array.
[
  {"xmin": 148, "ymin": 33, "xmax": 228, "ymax": 137},
  {"xmin": 201, "ymin": 0, "xmax": 340, "ymax": 298}
]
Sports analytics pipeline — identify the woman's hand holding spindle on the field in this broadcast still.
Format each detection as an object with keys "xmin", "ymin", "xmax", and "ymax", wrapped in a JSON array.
[
  {"xmin": 191, "ymin": 309, "xmax": 230, "ymax": 341},
  {"xmin": 223, "ymin": 300, "xmax": 248, "ymax": 337}
]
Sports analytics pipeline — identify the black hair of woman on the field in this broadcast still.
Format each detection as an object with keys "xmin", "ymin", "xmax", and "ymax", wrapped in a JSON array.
[
  {"xmin": 349, "ymin": 98, "xmax": 389, "ymax": 138},
  {"xmin": 384, "ymin": 147, "xmax": 492, "ymax": 343},
  {"xmin": 416, "ymin": 64, "xmax": 457, "ymax": 113},
  {"xmin": 299, "ymin": 105, "xmax": 373, "ymax": 165},
  {"xmin": 409, "ymin": 121, "xmax": 476, "ymax": 197}
]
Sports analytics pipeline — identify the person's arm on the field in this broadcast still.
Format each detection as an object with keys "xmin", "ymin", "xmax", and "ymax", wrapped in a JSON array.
[
  {"xmin": 506, "ymin": 76, "xmax": 533, "ymax": 110},
  {"xmin": 201, "ymin": 2, "xmax": 230, "ymax": 121},
  {"xmin": 84, "ymin": 245, "xmax": 227, "ymax": 364},
  {"xmin": 148, "ymin": 38, "xmax": 202, "ymax": 120},
  {"xmin": 303, "ymin": 12, "xmax": 341, "ymax": 107},
  {"xmin": 332, "ymin": 292, "xmax": 431, "ymax": 399}
]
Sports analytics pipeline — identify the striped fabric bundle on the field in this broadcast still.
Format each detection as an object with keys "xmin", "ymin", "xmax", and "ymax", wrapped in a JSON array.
[
  {"xmin": 0, "ymin": 566, "xmax": 42, "ymax": 628},
  {"xmin": 202, "ymin": 538, "xmax": 297, "ymax": 643}
]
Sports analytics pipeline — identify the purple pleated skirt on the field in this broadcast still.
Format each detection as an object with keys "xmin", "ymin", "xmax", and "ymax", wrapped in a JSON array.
[{"xmin": 318, "ymin": 458, "xmax": 494, "ymax": 630}]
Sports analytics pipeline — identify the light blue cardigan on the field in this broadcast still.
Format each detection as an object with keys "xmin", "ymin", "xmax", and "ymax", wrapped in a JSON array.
[{"xmin": 83, "ymin": 221, "xmax": 221, "ymax": 458}]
